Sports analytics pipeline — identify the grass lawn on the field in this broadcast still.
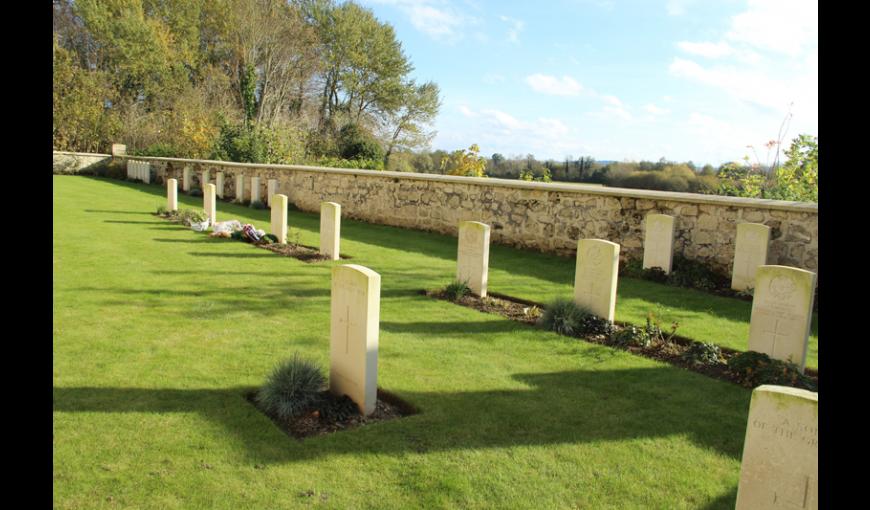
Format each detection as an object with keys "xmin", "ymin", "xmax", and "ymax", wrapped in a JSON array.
[{"xmin": 55, "ymin": 175, "xmax": 792, "ymax": 508}]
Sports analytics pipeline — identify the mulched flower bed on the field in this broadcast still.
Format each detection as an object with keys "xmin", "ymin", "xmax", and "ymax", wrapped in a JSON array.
[
  {"xmin": 246, "ymin": 388, "xmax": 419, "ymax": 440},
  {"xmin": 425, "ymin": 289, "xmax": 818, "ymax": 388}
]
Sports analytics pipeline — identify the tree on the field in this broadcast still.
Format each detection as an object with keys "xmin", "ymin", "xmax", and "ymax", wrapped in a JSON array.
[
  {"xmin": 441, "ymin": 144, "xmax": 487, "ymax": 177},
  {"xmin": 766, "ymin": 134, "xmax": 818, "ymax": 202},
  {"xmin": 382, "ymin": 81, "xmax": 440, "ymax": 164}
]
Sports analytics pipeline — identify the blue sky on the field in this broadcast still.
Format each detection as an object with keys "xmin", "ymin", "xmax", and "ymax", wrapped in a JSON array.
[{"xmin": 359, "ymin": 0, "xmax": 818, "ymax": 167}]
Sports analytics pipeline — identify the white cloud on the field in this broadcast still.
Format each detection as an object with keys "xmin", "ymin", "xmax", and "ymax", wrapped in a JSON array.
[
  {"xmin": 644, "ymin": 104, "xmax": 670, "ymax": 115},
  {"xmin": 666, "ymin": 0, "xmax": 695, "ymax": 16},
  {"xmin": 676, "ymin": 41, "xmax": 734, "ymax": 58},
  {"xmin": 499, "ymin": 15, "xmax": 525, "ymax": 43},
  {"xmin": 450, "ymin": 106, "xmax": 583, "ymax": 157},
  {"xmin": 525, "ymin": 74, "xmax": 583, "ymax": 96},
  {"xmin": 726, "ymin": 0, "xmax": 818, "ymax": 57},
  {"xmin": 459, "ymin": 105, "xmax": 478, "ymax": 118},
  {"xmin": 363, "ymin": 0, "xmax": 471, "ymax": 42}
]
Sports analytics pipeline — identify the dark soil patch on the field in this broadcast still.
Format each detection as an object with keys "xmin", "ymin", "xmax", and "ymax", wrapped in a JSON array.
[
  {"xmin": 256, "ymin": 242, "xmax": 340, "ymax": 263},
  {"xmin": 246, "ymin": 388, "xmax": 418, "ymax": 440},
  {"xmin": 426, "ymin": 289, "xmax": 819, "ymax": 389}
]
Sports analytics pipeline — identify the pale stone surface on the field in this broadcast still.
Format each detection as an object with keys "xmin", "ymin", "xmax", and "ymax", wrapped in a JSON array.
[
  {"xmin": 642, "ymin": 213, "xmax": 676, "ymax": 274},
  {"xmin": 732, "ymin": 223, "xmax": 771, "ymax": 291},
  {"xmin": 141, "ymin": 161, "xmax": 150, "ymax": 184},
  {"xmin": 183, "ymin": 166, "xmax": 192, "ymax": 192},
  {"xmin": 251, "ymin": 176, "xmax": 261, "ymax": 203},
  {"xmin": 235, "ymin": 174, "xmax": 246, "ymax": 203},
  {"xmin": 735, "ymin": 385, "xmax": 818, "ymax": 510},
  {"xmin": 748, "ymin": 265, "xmax": 816, "ymax": 371},
  {"xmin": 166, "ymin": 178, "xmax": 178, "ymax": 211},
  {"xmin": 204, "ymin": 184, "xmax": 216, "ymax": 224},
  {"xmin": 270, "ymin": 194, "xmax": 288, "ymax": 243},
  {"xmin": 330, "ymin": 264, "xmax": 380, "ymax": 415},
  {"xmin": 201, "ymin": 169, "xmax": 210, "ymax": 188},
  {"xmin": 126, "ymin": 160, "xmax": 133, "ymax": 179},
  {"xmin": 267, "ymin": 179, "xmax": 277, "ymax": 206},
  {"xmin": 111, "ymin": 144, "xmax": 126, "ymax": 156},
  {"xmin": 216, "ymin": 172, "xmax": 224, "ymax": 198},
  {"xmin": 320, "ymin": 202, "xmax": 341, "ymax": 260},
  {"xmin": 457, "ymin": 221, "xmax": 491, "ymax": 297},
  {"xmin": 573, "ymin": 239, "xmax": 620, "ymax": 321}
]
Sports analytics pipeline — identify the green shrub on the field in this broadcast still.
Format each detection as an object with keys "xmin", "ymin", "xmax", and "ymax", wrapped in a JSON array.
[
  {"xmin": 255, "ymin": 354, "xmax": 327, "ymax": 421},
  {"xmin": 682, "ymin": 342, "xmax": 724, "ymax": 366},
  {"xmin": 727, "ymin": 351, "xmax": 817, "ymax": 391},
  {"xmin": 262, "ymin": 233, "xmax": 279, "ymax": 244},
  {"xmin": 338, "ymin": 123, "xmax": 385, "ymax": 162},
  {"xmin": 539, "ymin": 298, "xmax": 588, "ymax": 336},
  {"xmin": 667, "ymin": 256, "xmax": 729, "ymax": 292},
  {"xmin": 156, "ymin": 205, "xmax": 168, "ymax": 216},
  {"xmin": 576, "ymin": 314, "xmax": 615, "ymax": 337},
  {"xmin": 134, "ymin": 142, "xmax": 181, "ymax": 158},
  {"xmin": 611, "ymin": 325, "xmax": 651, "ymax": 348},
  {"xmin": 250, "ymin": 200, "xmax": 266, "ymax": 210},
  {"xmin": 444, "ymin": 280, "xmax": 471, "ymax": 301},
  {"xmin": 177, "ymin": 208, "xmax": 207, "ymax": 225}
]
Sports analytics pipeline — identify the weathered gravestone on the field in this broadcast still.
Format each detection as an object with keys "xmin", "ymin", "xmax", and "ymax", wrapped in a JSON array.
[
  {"xmin": 235, "ymin": 174, "xmax": 246, "ymax": 203},
  {"xmin": 642, "ymin": 213, "xmax": 676, "ymax": 274},
  {"xmin": 330, "ymin": 264, "xmax": 380, "ymax": 415},
  {"xmin": 735, "ymin": 385, "xmax": 818, "ymax": 510},
  {"xmin": 574, "ymin": 239, "xmax": 620, "ymax": 321},
  {"xmin": 748, "ymin": 265, "xmax": 816, "ymax": 372},
  {"xmin": 320, "ymin": 202, "xmax": 341, "ymax": 261},
  {"xmin": 271, "ymin": 194, "xmax": 288, "ymax": 243},
  {"xmin": 457, "ymin": 221, "xmax": 491, "ymax": 297},
  {"xmin": 251, "ymin": 176, "xmax": 261, "ymax": 204},
  {"xmin": 267, "ymin": 179, "xmax": 277, "ymax": 207},
  {"xmin": 182, "ymin": 166, "xmax": 192, "ymax": 192},
  {"xmin": 204, "ymin": 184, "xmax": 216, "ymax": 225},
  {"xmin": 166, "ymin": 178, "xmax": 178, "ymax": 212},
  {"xmin": 215, "ymin": 172, "xmax": 224, "ymax": 199},
  {"xmin": 732, "ymin": 223, "xmax": 771, "ymax": 291}
]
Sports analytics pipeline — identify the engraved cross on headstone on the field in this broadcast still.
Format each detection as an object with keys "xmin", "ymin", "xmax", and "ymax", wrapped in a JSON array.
[{"xmin": 761, "ymin": 318, "xmax": 791, "ymax": 354}]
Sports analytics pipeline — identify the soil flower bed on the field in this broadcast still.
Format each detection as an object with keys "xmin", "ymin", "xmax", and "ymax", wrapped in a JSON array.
[
  {"xmin": 425, "ymin": 289, "xmax": 819, "ymax": 390},
  {"xmin": 246, "ymin": 388, "xmax": 418, "ymax": 440}
]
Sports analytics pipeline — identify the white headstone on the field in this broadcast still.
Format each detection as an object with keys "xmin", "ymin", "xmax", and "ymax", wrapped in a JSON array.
[
  {"xmin": 267, "ymin": 179, "xmax": 277, "ymax": 207},
  {"xmin": 251, "ymin": 176, "xmax": 261, "ymax": 204},
  {"xmin": 201, "ymin": 169, "xmax": 210, "ymax": 189},
  {"xmin": 320, "ymin": 202, "xmax": 341, "ymax": 261},
  {"xmin": 735, "ymin": 385, "xmax": 818, "ymax": 510},
  {"xmin": 732, "ymin": 223, "xmax": 771, "ymax": 291},
  {"xmin": 235, "ymin": 174, "xmax": 246, "ymax": 203},
  {"xmin": 330, "ymin": 264, "xmax": 380, "ymax": 416},
  {"xmin": 204, "ymin": 184, "xmax": 216, "ymax": 225},
  {"xmin": 457, "ymin": 221, "xmax": 491, "ymax": 297},
  {"xmin": 573, "ymin": 239, "xmax": 620, "ymax": 321},
  {"xmin": 216, "ymin": 172, "xmax": 225, "ymax": 199},
  {"xmin": 748, "ymin": 265, "xmax": 816, "ymax": 372},
  {"xmin": 271, "ymin": 194, "xmax": 288, "ymax": 243},
  {"xmin": 141, "ymin": 161, "xmax": 150, "ymax": 184},
  {"xmin": 182, "ymin": 166, "xmax": 192, "ymax": 192},
  {"xmin": 642, "ymin": 213, "xmax": 676, "ymax": 274},
  {"xmin": 166, "ymin": 178, "xmax": 177, "ymax": 212},
  {"xmin": 126, "ymin": 160, "xmax": 133, "ymax": 179}
]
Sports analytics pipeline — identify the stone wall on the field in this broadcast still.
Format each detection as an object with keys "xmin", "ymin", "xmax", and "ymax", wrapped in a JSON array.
[
  {"xmin": 53, "ymin": 151, "xmax": 112, "ymax": 174},
  {"xmin": 69, "ymin": 153, "xmax": 819, "ymax": 275}
]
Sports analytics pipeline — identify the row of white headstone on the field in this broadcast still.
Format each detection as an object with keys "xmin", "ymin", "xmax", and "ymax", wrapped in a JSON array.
[
  {"xmin": 176, "ymin": 167, "xmax": 282, "ymax": 207},
  {"xmin": 165, "ymin": 179, "xmax": 342, "ymax": 260},
  {"xmin": 164, "ymin": 174, "xmax": 815, "ymax": 508},
  {"xmin": 642, "ymin": 213, "xmax": 779, "ymax": 292},
  {"xmin": 456, "ymin": 219, "xmax": 816, "ymax": 373},
  {"xmin": 126, "ymin": 160, "xmax": 151, "ymax": 184}
]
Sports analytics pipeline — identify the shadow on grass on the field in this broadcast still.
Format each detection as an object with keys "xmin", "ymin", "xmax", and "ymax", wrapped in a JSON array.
[
  {"xmin": 54, "ymin": 367, "xmax": 749, "ymax": 466},
  {"xmin": 700, "ymin": 487, "xmax": 738, "ymax": 510},
  {"xmin": 104, "ymin": 219, "xmax": 164, "ymax": 225},
  {"xmin": 85, "ymin": 209, "xmax": 152, "ymax": 215},
  {"xmin": 381, "ymin": 320, "xmax": 530, "ymax": 335}
]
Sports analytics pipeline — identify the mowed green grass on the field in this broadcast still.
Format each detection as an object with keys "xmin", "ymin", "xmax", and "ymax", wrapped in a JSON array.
[{"xmin": 57, "ymin": 175, "xmax": 764, "ymax": 509}]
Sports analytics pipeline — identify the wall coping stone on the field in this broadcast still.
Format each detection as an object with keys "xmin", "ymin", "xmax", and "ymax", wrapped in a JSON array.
[
  {"xmin": 54, "ymin": 151, "xmax": 112, "ymax": 158},
  {"xmin": 71, "ymin": 152, "xmax": 816, "ymax": 213}
]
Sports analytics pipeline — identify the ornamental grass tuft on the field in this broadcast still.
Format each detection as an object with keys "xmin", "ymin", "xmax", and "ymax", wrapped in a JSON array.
[{"xmin": 256, "ymin": 354, "xmax": 327, "ymax": 421}]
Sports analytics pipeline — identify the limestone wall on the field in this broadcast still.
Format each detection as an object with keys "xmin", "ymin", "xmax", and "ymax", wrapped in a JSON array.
[
  {"xmin": 71, "ymin": 153, "xmax": 819, "ymax": 274},
  {"xmin": 53, "ymin": 151, "xmax": 112, "ymax": 174}
]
